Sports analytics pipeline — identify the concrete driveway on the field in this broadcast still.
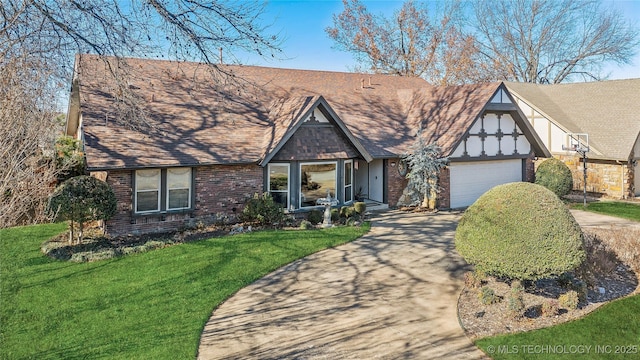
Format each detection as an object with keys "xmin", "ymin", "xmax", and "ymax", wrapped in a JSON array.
[{"xmin": 197, "ymin": 210, "xmax": 486, "ymax": 359}]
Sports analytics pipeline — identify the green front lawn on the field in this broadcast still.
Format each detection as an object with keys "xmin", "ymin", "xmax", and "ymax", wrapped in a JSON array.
[
  {"xmin": 0, "ymin": 222, "xmax": 369, "ymax": 359},
  {"xmin": 475, "ymin": 294, "xmax": 640, "ymax": 359},
  {"xmin": 570, "ymin": 201, "xmax": 640, "ymax": 222}
]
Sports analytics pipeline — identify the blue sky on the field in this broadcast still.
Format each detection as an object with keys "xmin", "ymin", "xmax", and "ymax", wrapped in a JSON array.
[{"xmin": 238, "ymin": 0, "xmax": 640, "ymax": 80}]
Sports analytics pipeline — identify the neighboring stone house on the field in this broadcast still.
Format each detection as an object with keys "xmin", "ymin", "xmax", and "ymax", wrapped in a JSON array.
[
  {"xmin": 65, "ymin": 55, "xmax": 549, "ymax": 235},
  {"xmin": 507, "ymin": 79, "xmax": 640, "ymax": 199}
]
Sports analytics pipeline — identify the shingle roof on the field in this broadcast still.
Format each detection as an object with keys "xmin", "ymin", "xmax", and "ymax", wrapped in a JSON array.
[
  {"xmin": 73, "ymin": 55, "xmax": 513, "ymax": 170},
  {"xmin": 506, "ymin": 79, "xmax": 640, "ymax": 161}
]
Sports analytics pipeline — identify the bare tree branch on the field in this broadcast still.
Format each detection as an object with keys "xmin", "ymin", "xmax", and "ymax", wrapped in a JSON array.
[
  {"xmin": 471, "ymin": 0, "xmax": 639, "ymax": 83},
  {"xmin": 326, "ymin": 0, "xmax": 495, "ymax": 85}
]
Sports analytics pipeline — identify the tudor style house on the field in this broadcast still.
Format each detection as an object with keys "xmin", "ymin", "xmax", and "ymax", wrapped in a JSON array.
[
  {"xmin": 507, "ymin": 79, "xmax": 640, "ymax": 198},
  {"xmin": 65, "ymin": 55, "xmax": 550, "ymax": 235}
]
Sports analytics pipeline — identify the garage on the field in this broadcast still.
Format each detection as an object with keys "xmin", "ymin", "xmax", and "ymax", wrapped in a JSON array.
[{"xmin": 449, "ymin": 159, "xmax": 523, "ymax": 208}]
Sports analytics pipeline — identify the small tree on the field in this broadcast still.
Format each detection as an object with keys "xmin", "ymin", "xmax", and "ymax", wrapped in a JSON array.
[
  {"xmin": 403, "ymin": 126, "xmax": 448, "ymax": 209},
  {"xmin": 47, "ymin": 176, "xmax": 117, "ymax": 244}
]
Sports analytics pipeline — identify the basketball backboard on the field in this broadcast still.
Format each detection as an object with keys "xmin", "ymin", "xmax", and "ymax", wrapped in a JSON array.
[{"xmin": 562, "ymin": 133, "xmax": 589, "ymax": 153}]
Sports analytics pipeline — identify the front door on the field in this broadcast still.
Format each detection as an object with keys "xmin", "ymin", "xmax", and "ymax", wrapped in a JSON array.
[{"xmin": 369, "ymin": 159, "xmax": 384, "ymax": 202}]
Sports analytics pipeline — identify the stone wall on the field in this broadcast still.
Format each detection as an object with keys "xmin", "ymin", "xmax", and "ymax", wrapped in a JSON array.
[{"xmin": 545, "ymin": 155, "xmax": 633, "ymax": 199}]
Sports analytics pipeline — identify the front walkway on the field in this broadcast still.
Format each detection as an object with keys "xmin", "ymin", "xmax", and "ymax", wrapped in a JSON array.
[
  {"xmin": 197, "ymin": 210, "xmax": 486, "ymax": 359},
  {"xmin": 570, "ymin": 209, "xmax": 640, "ymax": 229}
]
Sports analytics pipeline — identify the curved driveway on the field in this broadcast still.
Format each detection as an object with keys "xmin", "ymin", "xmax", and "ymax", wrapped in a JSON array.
[{"xmin": 197, "ymin": 210, "xmax": 486, "ymax": 359}]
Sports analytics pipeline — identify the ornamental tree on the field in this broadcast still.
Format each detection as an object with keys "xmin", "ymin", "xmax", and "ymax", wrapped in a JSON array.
[
  {"xmin": 403, "ymin": 125, "xmax": 449, "ymax": 209},
  {"xmin": 47, "ymin": 176, "xmax": 117, "ymax": 244}
]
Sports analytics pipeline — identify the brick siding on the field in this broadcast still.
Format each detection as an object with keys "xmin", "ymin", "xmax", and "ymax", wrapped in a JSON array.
[
  {"xmin": 386, "ymin": 158, "xmax": 409, "ymax": 206},
  {"xmin": 103, "ymin": 164, "xmax": 263, "ymax": 236}
]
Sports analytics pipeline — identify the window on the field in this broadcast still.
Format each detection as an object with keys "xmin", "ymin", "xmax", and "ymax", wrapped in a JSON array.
[
  {"xmin": 344, "ymin": 160, "xmax": 353, "ymax": 203},
  {"xmin": 300, "ymin": 162, "xmax": 337, "ymax": 207},
  {"xmin": 134, "ymin": 167, "xmax": 192, "ymax": 214},
  {"xmin": 135, "ymin": 169, "xmax": 160, "ymax": 213},
  {"xmin": 167, "ymin": 168, "xmax": 192, "ymax": 210},
  {"xmin": 268, "ymin": 164, "xmax": 289, "ymax": 208}
]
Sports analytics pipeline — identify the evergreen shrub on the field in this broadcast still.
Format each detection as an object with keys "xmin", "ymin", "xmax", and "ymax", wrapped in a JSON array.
[
  {"xmin": 535, "ymin": 158, "xmax": 573, "ymax": 197},
  {"xmin": 455, "ymin": 182, "xmax": 585, "ymax": 281}
]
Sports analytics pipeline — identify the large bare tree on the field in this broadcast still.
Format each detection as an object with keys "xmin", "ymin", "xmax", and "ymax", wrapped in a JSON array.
[
  {"xmin": 472, "ymin": 0, "xmax": 639, "ymax": 83},
  {"xmin": 0, "ymin": 1, "xmax": 281, "ymax": 227},
  {"xmin": 0, "ymin": 52, "xmax": 61, "ymax": 227},
  {"xmin": 326, "ymin": 0, "xmax": 494, "ymax": 85}
]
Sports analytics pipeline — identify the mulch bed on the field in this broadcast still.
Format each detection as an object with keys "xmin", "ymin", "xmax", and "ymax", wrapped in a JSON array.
[{"xmin": 458, "ymin": 260, "xmax": 639, "ymax": 340}]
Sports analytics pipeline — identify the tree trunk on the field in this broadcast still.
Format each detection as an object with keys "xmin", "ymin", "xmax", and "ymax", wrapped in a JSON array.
[
  {"xmin": 69, "ymin": 220, "xmax": 74, "ymax": 245},
  {"xmin": 77, "ymin": 221, "xmax": 84, "ymax": 244}
]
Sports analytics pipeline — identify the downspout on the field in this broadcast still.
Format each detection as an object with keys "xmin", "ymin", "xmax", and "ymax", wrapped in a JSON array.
[{"xmin": 616, "ymin": 160, "xmax": 625, "ymax": 199}]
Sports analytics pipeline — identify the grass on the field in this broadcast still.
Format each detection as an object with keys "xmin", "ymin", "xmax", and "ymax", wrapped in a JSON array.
[
  {"xmin": 0, "ymin": 222, "xmax": 369, "ymax": 359},
  {"xmin": 569, "ymin": 201, "xmax": 640, "ymax": 222},
  {"xmin": 475, "ymin": 294, "xmax": 640, "ymax": 359}
]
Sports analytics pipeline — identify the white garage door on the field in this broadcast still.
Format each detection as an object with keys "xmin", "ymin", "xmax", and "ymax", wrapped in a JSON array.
[{"xmin": 450, "ymin": 159, "xmax": 523, "ymax": 208}]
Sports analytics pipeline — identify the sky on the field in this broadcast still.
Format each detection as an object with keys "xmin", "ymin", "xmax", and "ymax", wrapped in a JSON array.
[{"xmin": 237, "ymin": 0, "xmax": 640, "ymax": 80}]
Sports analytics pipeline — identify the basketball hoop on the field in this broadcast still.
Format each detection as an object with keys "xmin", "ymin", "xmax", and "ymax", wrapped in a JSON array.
[
  {"xmin": 563, "ymin": 133, "xmax": 589, "ymax": 206},
  {"xmin": 562, "ymin": 133, "xmax": 589, "ymax": 155}
]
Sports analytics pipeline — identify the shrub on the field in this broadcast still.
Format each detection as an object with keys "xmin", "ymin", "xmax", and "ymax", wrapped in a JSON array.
[
  {"xmin": 576, "ymin": 232, "xmax": 619, "ymax": 286},
  {"xmin": 239, "ymin": 193, "xmax": 286, "ymax": 226},
  {"xmin": 570, "ymin": 279, "xmax": 588, "ymax": 303},
  {"xmin": 299, "ymin": 220, "xmax": 312, "ymax": 230},
  {"xmin": 47, "ymin": 175, "xmax": 117, "ymax": 244},
  {"xmin": 559, "ymin": 290, "xmax": 580, "ymax": 310},
  {"xmin": 455, "ymin": 182, "xmax": 585, "ymax": 281},
  {"xmin": 354, "ymin": 202, "xmax": 366, "ymax": 215},
  {"xmin": 54, "ymin": 135, "xmax": 85, "ymax": 182},
  {"xmin": 508, "ymin": 292, "xmax": 525, "ymax": 318},
  {"xmin": 586, "ymin": 228, "xmax": 640, "ymax": 274},
  {"xmin": 535, "ymin": 158, "xmax": 573, "ymax": 197},
  {"xmin": 510, "ymin": 280, "xmax": 525, "ymax": 293},
  {"xmin": 307, "ymin": 209, "xmax": 323, "ymax": 225},
  {"xmin": 542, "ymin": 299, "xmax": 560, "ymax": 317},
  {"xmin": 341, "ymin": 206, "xmax": 355, "ymax": 219},
  {"xmin": 478, "ymin": 286, "xmax": 499, "ymax": 305},
  {"xmin": 331, "ymin": 208, "xmax": 340, "ymax": 222},
  {"xmin": 557, "ymin": 272, "xmax": 574, "ymax": 288},
  {"xmin": 508, "ymin": 281, "xmax": 525, "ymax": 317}
]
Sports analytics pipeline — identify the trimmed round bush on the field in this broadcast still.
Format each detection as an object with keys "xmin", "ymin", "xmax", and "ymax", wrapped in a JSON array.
[
  {"xmin": 307, "ymin": 209, "xmax": 323, "ymax": 225},
  {"xmin": 455, "ymin": 182, "xmax": 585, "ymax": 281},
  {"xmin": 535, "ymin": 158, "xmax": 573, "ymax": 197}
]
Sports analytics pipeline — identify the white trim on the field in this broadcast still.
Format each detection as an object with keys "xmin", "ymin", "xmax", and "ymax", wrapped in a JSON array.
[
  {"xmin": 344, "ymin": 159, "xmax": 353, "ymax": 203},
  {"xmin": 134, "ymin": 169, "xmax": 161, "ymax": 213},
  {"xmin": 166, "ymin": 167, "xmax": 192, "ymax": 211},
  {"xmin": 268, "ymin": 163, "xmax": 290, "ymax": 209},
  {"xmin": 299, "ymin": 161, "xmax": 337, "ymax": 208}
]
